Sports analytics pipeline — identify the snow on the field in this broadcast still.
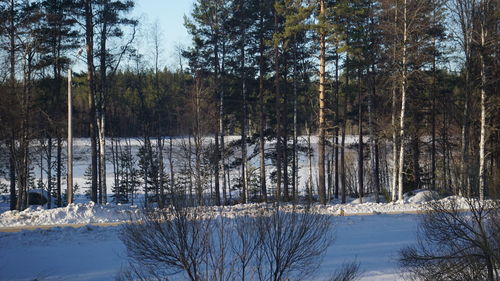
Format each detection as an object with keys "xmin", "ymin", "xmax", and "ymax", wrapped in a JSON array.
[
  {"xmin": 404, "ymin": 189, "xmax": 440, "ymax": 204},
  {"xmin": 0, "ymin": 191, "xmax": 489, "ymax": 280},
  {"xmin": 0, "ymin": 192, "xmax": 484, "ymax": 281},
  {"xmin": 0, "ymin": 190, "xmax": 475, "ymax": 227},
  {"xmin": 0, "ymin": 214, "xmax": 419, "ymax": 281},
  {"xmin": 0, "ymin": 135, "xmax": 369, "ymax": 201},
  {"xmin": 0, "ymin": 202, "xmax": 140, "ymax": 227},
  {"xmin": 0, "ymin": 226, "xmax": 124, "ymax": 281}
]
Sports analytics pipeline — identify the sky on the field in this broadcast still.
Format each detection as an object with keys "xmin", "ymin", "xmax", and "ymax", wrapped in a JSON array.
[{"xmin": 131, "ymin": 0, "xmax": 195, "ymax": 70}]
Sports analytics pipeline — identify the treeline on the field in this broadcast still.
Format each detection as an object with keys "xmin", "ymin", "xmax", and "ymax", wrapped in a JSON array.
[{"xmin": 0, "ymin": 0, "xmax": 498, "ymax": 210}]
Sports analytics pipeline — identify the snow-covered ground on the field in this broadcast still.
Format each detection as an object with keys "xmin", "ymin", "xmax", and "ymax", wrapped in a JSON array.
[
  {"xmin": 0, "ymin": 135, "xmax": 371, "ymax": 199},
  {"xmin": 0, "ymin": 213, "xmax": 418, "ymax": 281},
  {"xmin": 0, "ymin": 189, "xmax": 471, "ymax": 228},
  {"xmin": 0, "ymin": 191, "xmax": 482, "ymax": 281}
]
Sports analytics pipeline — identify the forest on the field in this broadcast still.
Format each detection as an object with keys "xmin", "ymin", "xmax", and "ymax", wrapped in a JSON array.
[{"xmin": 0, "ymin": 0, "xmax": 498, "ymax": 211}]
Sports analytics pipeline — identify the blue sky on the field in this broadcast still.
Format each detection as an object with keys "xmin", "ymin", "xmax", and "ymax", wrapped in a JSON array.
[{"xmin": 132, "ymin": 0, "xmax": 195, "ymax": 69}]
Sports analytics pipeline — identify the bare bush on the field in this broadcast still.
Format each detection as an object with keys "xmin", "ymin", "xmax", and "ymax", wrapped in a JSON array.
[
  {"xmin": 120, "ymin": 205, "xmax": 212, "ymax": 280},
  {"xmin": 118, "ymin": 203, "xmax": 356, "ymax": 281},
  {"xmin": 254, "ymin": 205, "xmax": 333, "ymax": 281},
  {"xmin": 399, "ymin": 198, "xmax": 500, "ymax": 281},
  {"xmin": 327, "ymin": 261, "xmax": 361, "ymax": 281}
]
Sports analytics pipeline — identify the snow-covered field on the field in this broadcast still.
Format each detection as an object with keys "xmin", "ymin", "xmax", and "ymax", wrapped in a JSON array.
[
  {"xmin": 0, "ymin": 191, "xmax": 480, "ymax": 281},
  {"xmin": 0, "ymin": 137, "xmax": 476, "ymax": 280},
  {"xmin": 1, "ymin": 135, "xmax": 372, "ymax": 199},
  {"xmin": 0, "ymin": 213, "xmax": 417, "ymax": 281}
]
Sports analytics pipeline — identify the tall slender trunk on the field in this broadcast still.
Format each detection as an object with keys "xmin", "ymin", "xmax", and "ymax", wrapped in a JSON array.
[
  {"xmin": 442, "ymin": 108, "xmax": 448, "ymax": 192},
  {"xmin": 57, "ymin": 136, "xmax": 62, "ymax": 206},
  {"xmin": 85, "ymin": 0, "xmax": 98, "ymax": 203},
  {"xmin": 341, "ymin": 54, "xmax": 348, "ymax": 204},
  {"xmin": 431, "ymin": 35, "xmax": 437, "ymax": 191},
  {"xmin": 241, "ymin": 79, "xmax": 248, "ymax": 203},
  {"xmin": 17, "ymin": 52, "xmax": 32, "ymax": 210},
  {"xmin": 317, "ymin": 0, "xmax": 327, "ymax": 205},
  {"xmin": 283, "ymin": 57, "xmax": 289, "ymax": 201},
  {"xmin": 220, "ymin": 99, "xmax": 226, "ymax": 205},
  {"xmin": 341, "ymin": 113, "xmax": 346, "ymax": 204},
  {"xmin": 258, "ymin": 18, "xmax": 267, "ymax": 202},
  {"xmin": 214, "ymin": 34, "xmax": 222, "ymax": 207},
  {"xmin": 219, "ymin": 70, "xmax": 226, "ymax": 204},
  {"xmin": 98, "ymin": 110, "xmax": 106, "ymax": 204},
  {"xmin": 47, "ymin": 136, "xmax": 53, "ymax": 208},
  {"xmin": 274, "ymin": 10, "xmax": 282, "ymax": 202},
  {"xmin": 358, "ymin": 74, "xmax": 364, "ymax": 202},
  {"xmin": 307, "ymin": 123, "xmax": 313, "ymax": 201},
  {"xmin": 292, "ymin": 41, "xmax": 298, "ymax": 201},
  {"xmin": 391, "ymin": 1, "xmax": 399, "ymax": 202},
  {"xmin": 8, "ymin": 0, "xmax": 16, "ymax": 211},
  {"xmin": 9, "ymin": 139, "xmax": 16, "ymax": 210},
  {"xmin": 169, "ymin": 136, "xmax": 175, "ymax": 199},
  {"xmin": 188, "ymin": 133, "xmax": 194, "ymax": 203},
  {"xmin": 241, "ymin": 28, "xmax": 248, "ymax": 204},
  {"xmin": 478, "ymin": 21, "xmax": 487, "ymax": 201},
  {"xmin": 397, "ymin": 0, "xmax": 408, "ymax": 202},
  {"xmin": 98, "ymin": 3, "xmax": 109, "ymax": 205},
  {"xmin": 368, "ymin": 68, "xmax": 379, "ymax": 203},
  {"xmin": 334, "ymin": 48, "xmax": 339, "ymax": 199},
  {"xmin": 111, "ymin": 137, "xmax": 119, "ymax": 198},
  {"xmin": 157, "ymin": 136, "xmax": 164, "ymax": 208},
  {"xmin": 461, "ymin": 55, "xmax": 471, "ymax": 196}
]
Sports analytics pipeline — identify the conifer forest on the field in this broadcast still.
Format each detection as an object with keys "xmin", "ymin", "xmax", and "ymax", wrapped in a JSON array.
[
  {"xmin": 1, "ymin": 0, "xmax": 498, "ymax": 208},
  {"xmin": 0, "ymin": 1, "xmax": 499, "ymax": 280}
]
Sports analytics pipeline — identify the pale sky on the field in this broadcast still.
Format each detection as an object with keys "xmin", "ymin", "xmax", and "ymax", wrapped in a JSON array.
[{"xmin": 132, "ymin": 0, "xmax": 195, "ymax": 69}]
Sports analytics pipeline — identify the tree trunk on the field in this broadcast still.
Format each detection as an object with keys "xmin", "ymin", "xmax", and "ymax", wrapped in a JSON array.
[
  {"xmin": 241, "ymin": 29, "xmax": 248, "ymax": 204},
  {"xmin": 85, "ymin": 0, "xmax": 98, "ymax": 203},
  {"xmin": 57, "ymin": 136, "xmax": 62, "ymax": 206},
  {"xmin": 397, "ymin": 0, "xmax": 408, "ymax": 203},
  {"xmin": 307, "ymin": 122, "xmax": 313, "ymax": 201},
  {"xmin": 157, "ymin": 136, "xmax": 165, "ymax": 208},
  {"xmin": 274, "ymin": 10, "xmax": 282, "ymax": 202},
  {"xmin": 317, "ymin": 0, "xmax": 327, "ymax": 205},
  {"xmin": 341, "ymin": 54, "xmax": 349, "ymax": 204},
  {"xmin": 188, "ymin": 133, "xmax": 194, "ymax": 203},
  {"xmin": 391, "ymin": 1, "xmax": 399, "ymax": 202},
  {"xmin": 478, "ymin": 21, "xmax": 487, "ymax": 201},
  {"xmin": 368, "ymin": 68, "xmax": 379, "ymax": 203},
  {"xmin": 259, "ymin": 22, "xmax": 267, "ymax": 202},
  {"xmin": 241, "ymin": 80, "xmax": 248, "ymax": 203},
  {"xmin": 334, "ymin": 48, "xmax": 339, "ymax": 200},
  {"xmin": 169, "ymin": 136, "xmax": 175, "ymax": 200},
  {"xmin": 9, "ymin": 139, "xmax": 16, "ymax": 210},
  {"xmin": 283, "ymin": 59, "xmax": 289, "ymax": 201},
  {"xmin": 431, "ymin": 38, "xmax": 437, "ymax": 191},
  {"xmin": 358, "ymin": 74, "xmax": 364, "ymax": 202},
  {"xmin": 8, "ymin": 0, "xmax": 16, "ymax": 211},
  {"xmin": 292, "ymin": 52, "xmax": 298, "ymax": 202},
  {"xmin": 47, "ymin": 136, "xmax": 53, "ymax": 208}
]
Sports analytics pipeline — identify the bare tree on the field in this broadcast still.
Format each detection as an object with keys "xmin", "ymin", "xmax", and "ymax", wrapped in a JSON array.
[
  {"xmin": 254, "ymin": 204, "xmax": 333, "ymax": 281},
  {"xmin": 399, "ymin": 198, "xmax": 500, "ymax": 281},
  {"xmin": 119, "ymin": 203, "xmax": 343, "ymax": 281},
  {"xmin": 121, "ymin": 205, "xmax": 213, "ymax": 281}
]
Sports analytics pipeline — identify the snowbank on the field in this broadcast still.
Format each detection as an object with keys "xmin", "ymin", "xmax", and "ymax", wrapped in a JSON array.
[
  {"xmin": 0, "ymin": 202, "xmax": 140, "ymax": 227},
  {"xmin": 1, "ymin": 190, "xmax": 481, "ymax": 228}
]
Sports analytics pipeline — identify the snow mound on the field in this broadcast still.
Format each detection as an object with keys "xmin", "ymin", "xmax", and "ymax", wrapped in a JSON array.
[
  {"xmin": 404, "ymin": 189, "xmax": 441, "ymax": 204},
  {"xmin": 0, "ymin": 202, "xmax": 140, "ymax": 227},
  {"xmin": 0, "ymin": 192, "xmax": 482, "ymax": 228}
]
